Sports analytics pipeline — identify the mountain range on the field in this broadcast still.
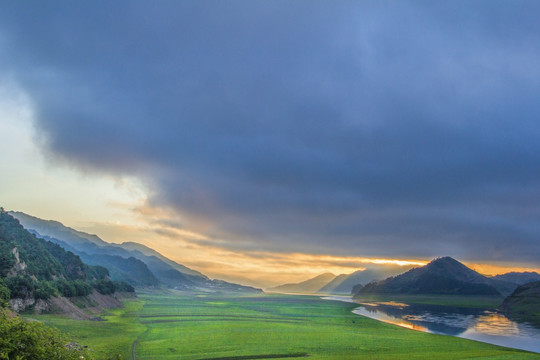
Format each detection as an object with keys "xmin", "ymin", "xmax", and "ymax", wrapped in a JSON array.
[
  {"xmin": 10, "ymin": 211, "xmax": 261, "ymax": 294},
  {"xmin": 269, "ymin": 257, "xmax": 537, "ymax": 298},
  {"xmin": 268, "ymin": 263, "xmax": 414, "ymax": 294},
  {"xmin": 8, "ymin": 212, "xmax": 536, "ymax": 298},
  {"xmin": 318, "ymin": 264, "xmax": 416, "ymax": 294},
  {"xmin": 491, "ymin": 272, "xmax": 540, "ymax": 285}
]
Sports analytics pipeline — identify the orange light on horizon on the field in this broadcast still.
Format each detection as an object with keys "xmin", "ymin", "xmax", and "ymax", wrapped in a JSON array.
[
  {"xmin": 466, "ymin": 262, "xmax": 540, "ymax": 276},
  {"xmin": 361, "ymin": 258, "xmax": 426, "ymax": 267}
]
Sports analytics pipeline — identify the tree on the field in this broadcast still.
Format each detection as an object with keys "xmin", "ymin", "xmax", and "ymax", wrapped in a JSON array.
[{"xmin": 0, "ymin": 308, "xmax": 92, "ymax": 359}]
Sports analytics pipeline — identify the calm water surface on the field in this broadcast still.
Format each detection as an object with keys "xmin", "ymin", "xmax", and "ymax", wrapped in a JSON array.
[{"xmin": 322, "ymin": 296, "xmax": 540, "ymax": 353}]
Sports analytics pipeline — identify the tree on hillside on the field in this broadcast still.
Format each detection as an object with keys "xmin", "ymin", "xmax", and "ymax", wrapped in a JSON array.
[{"xmin": 0, "ymin": 308, "xmax": 92, "ymax": 359}]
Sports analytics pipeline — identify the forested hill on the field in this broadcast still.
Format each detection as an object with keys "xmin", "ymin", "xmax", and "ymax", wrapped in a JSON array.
[{"xmin": 0, "ymin": 209, "xmax": 133, "ymax": 310}]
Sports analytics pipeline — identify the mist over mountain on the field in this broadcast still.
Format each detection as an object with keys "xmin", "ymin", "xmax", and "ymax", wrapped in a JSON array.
[
  {"xmin": 355, "ymin": 257, "xmax": 518, "ymax": 297},
  {"xmin": 316, "ymin": 274, "xmax": 349, "ymax": 294},
  {"xmin": 270, "ymin": 263, "xmax": 416, "ymax": 295},
  {"xmin": 491, "ymin": 272, "xmax": 540, "ymax": 286},
  {"xmin": 267, "ymin": 273, "xmax": 336, "ymax": 294},
  {"xmin": 79, "ymin": 253, "xmax": 159, "ymax": 288},
  {"xmin": 318, "ymin": 264, "xmax": 415, "ymax": 294},
  {"xmin": 118, "ymin": 241, "xmax": 206, "ymax": 278}
]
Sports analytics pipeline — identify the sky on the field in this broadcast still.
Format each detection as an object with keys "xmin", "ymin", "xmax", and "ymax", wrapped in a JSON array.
[{"xmin": 1, "ymin": 1, "xmax": 539, "ymax": 287}]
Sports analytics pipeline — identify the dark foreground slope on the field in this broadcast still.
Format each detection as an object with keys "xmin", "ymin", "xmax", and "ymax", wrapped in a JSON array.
[
  {"xmin": 0, "ymin": 210, "xmax": 133, "ymax": 315},
  {"xmin": 500, "ymin": 280, "xmax": 540, "ymax": 326},
  {"xmin": 356, "ymin": 257, "xmax": 517, "ymax": 297}
]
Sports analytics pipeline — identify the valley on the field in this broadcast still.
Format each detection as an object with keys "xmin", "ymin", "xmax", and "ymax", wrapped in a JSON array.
[
  {"xmin": 26, "ymin": 290, "xmax": 540, "ymax": 360},
  {"xmin": 2, "ymin": 210, "xmax": 539, "ymax": 358}
]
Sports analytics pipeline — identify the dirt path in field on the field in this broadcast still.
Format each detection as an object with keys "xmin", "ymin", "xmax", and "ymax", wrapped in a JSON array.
[
  {"xmin": 130, "ymin": 336, "xmax": 138, "ymax": 360},
  {"xmin": 131, "ymin": 299, "xmax": 148, "ymax": 360},
  {"xmin": 131, "ymin": 325, "xmax": 150, "ymax": 360},
  {"xmin": 131, "ymin": 334, "xmax": 140, "ymax": 360}
]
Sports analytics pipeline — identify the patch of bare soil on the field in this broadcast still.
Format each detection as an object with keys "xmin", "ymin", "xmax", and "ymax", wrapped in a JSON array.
[
  {"xmin": 42, "ymin": 290, "xmax": 127, "ymax": 320},
  {"xmin": 48, "ymin": 296, "xmax": 100, "ymax": 320}
]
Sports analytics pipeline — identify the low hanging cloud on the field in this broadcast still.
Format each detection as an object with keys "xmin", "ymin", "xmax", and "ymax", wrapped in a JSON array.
[{"xmin": 1, "ymin": 1, "xmax": 540, "ymax": 264}]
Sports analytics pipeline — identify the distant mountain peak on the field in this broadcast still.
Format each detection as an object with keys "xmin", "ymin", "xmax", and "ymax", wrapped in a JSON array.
[
  {"xmin": 313, "ymin": 272, "xmax": 336, "ymax": 278},
  {"xmin": 432, "ymin": 256, "xmax": 455, "ymax": 261},
  {"xmin": 423, "ymin": 256, "xmax": 477, "ymax": 278},
  {"xmin": 428, "ymin": 256, "xmax": 461, "ymax": 266}
]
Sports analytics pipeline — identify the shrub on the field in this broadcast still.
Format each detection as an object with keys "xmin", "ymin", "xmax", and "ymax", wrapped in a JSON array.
[{"xmin": 5, "ymin": 276, "xmax": 34, "ymax": 299}]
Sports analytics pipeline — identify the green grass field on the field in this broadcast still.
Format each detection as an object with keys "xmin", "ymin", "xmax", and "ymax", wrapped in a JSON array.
[{"xmin": 25, "ymin": 290, "xmax": 540, "ymax": 360}]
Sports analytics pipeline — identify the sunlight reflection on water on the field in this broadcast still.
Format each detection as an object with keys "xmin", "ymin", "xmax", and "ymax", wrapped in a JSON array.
[
  {"xmin": 472, "ymin": 312, "xmax": 522, "ymax": 336},
  {"xmin": 323, "ymin": 296, "xmax": 540, "ymax": 354}
]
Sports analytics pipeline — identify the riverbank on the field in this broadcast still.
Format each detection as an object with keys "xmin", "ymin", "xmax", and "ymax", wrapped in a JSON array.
[{"xmin": 324, "ymin": 295, "xmax": 540, "ymax": 354}]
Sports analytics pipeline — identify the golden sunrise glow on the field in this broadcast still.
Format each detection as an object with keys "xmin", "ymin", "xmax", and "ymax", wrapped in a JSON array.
[{"xmin": 362, "ymin": 259, "xmax": 426, "ymax": 266}]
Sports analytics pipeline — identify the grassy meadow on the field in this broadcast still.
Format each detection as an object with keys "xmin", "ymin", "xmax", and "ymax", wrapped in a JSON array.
[{"xmin": 25, "ymin": 290, "xmax": 540, "ymax": 360}]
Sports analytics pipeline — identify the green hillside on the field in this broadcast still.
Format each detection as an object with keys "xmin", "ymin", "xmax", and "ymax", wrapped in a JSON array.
[
  {"xmin": 500, "ymin": 280, "xmax": 540, "ymax": 326},
  {"xmin": 0, "ymin": 209, "xmax": 133, "ymax": 304}
]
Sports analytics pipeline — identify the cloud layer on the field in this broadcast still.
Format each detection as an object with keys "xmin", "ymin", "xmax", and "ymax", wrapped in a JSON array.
[{"xmin": 1, "ymin": 1, "xmax": 540, "ymax": 264}]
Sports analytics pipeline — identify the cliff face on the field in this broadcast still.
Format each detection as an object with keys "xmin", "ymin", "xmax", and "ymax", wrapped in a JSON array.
[{"xmin": 7, "ymin": 248, "xmax": 27, "ymax": 275}]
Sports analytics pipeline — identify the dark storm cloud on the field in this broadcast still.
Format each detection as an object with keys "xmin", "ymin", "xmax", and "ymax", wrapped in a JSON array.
[{"xmin": 1, "ymin": 1, "xmax": 540, "ymax": 264}]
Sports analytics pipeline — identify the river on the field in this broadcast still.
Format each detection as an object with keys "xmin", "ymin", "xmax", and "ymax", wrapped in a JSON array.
[{"xmin": 322, "ymin": 296, "xmax": 540, "ymax": 353}]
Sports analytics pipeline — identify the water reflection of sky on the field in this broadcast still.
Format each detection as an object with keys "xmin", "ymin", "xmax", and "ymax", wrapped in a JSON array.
[{"xmin": 323, "ymin": 296, "xmax": 540, "ymax": 354}]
